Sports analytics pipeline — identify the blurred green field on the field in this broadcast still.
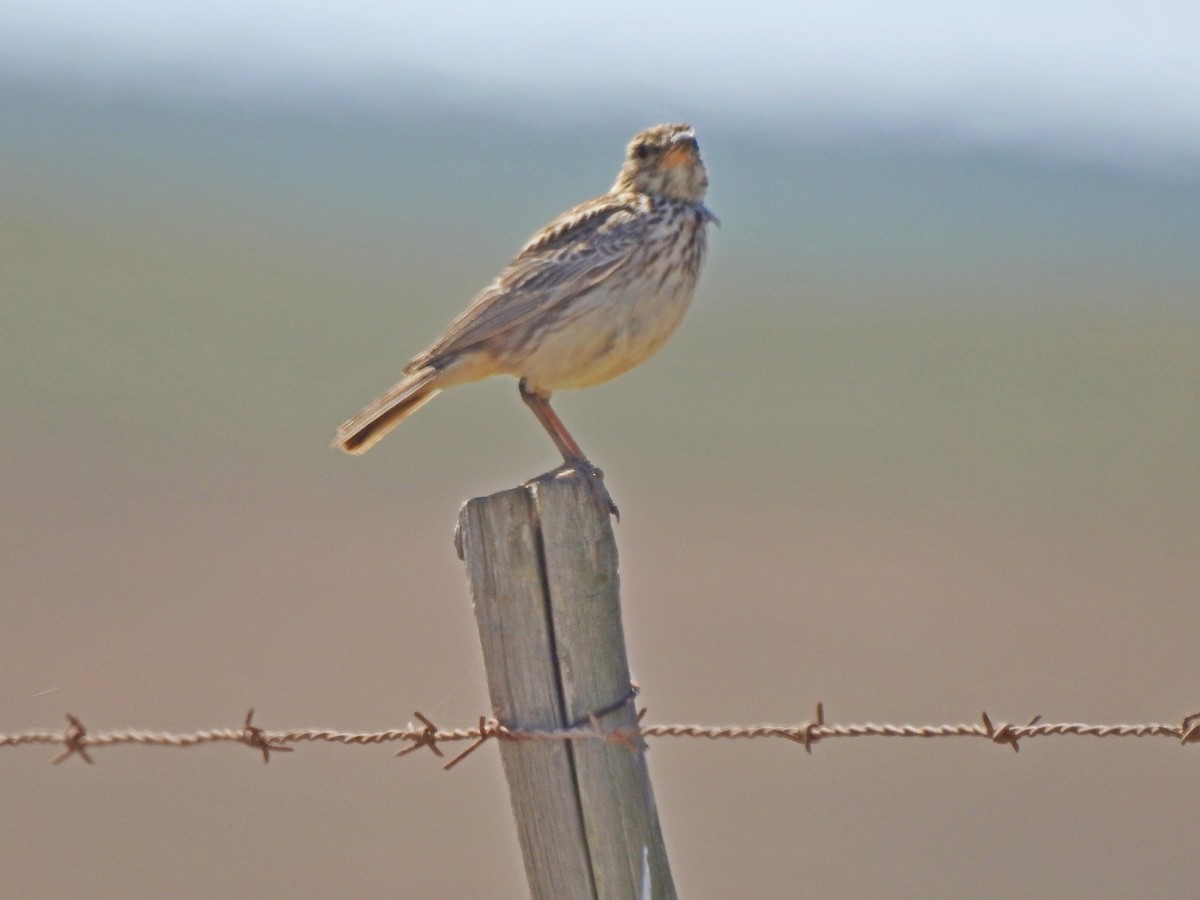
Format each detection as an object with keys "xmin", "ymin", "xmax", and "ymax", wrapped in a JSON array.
[{"xmin": 5, "ymin": 80, "xmax": 1196, "ymax": 514}]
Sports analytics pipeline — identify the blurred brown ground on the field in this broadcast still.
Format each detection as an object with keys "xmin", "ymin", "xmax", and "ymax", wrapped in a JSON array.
[{"xmin": 2, "ymin": 83, "xmax": 1198, "ymax": 898}]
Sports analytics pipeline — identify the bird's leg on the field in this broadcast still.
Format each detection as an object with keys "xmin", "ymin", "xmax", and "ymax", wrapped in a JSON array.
[{"xmin": 519, "ymin": 379, "xmax": 619, "ymax": 519}]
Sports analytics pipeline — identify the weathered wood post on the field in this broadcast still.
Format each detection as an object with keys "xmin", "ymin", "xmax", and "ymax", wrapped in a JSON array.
[{"xmin": 457, "ymin": 476, "xmax": 676, "ymax": 900}]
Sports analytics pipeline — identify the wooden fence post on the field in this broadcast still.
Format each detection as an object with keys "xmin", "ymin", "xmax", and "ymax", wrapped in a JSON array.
[{"xmin": 457, "ymin": 477, "xmax": 676, "ymax": 900}]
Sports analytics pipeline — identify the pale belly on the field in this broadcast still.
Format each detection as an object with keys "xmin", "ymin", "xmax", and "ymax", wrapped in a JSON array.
[{"xmin": 504, "ymin": 275, "xmax": 698, "ymax": 392}]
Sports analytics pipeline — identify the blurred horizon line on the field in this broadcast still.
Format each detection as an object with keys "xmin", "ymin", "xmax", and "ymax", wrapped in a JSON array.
[{"xmin": 4, "ymin": 47, "xmax": 1200, "ymax": 183}]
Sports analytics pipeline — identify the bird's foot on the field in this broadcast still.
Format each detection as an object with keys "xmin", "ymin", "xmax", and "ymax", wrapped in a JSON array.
[{"xmin": 524, "ymin": 459, "xmax": 620, "ymax": 521}]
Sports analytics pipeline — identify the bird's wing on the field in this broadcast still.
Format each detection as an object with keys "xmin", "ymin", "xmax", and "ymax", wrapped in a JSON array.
[{"xmin": 406, "ymin": 193, "xmax": 647, "ymax": 370}]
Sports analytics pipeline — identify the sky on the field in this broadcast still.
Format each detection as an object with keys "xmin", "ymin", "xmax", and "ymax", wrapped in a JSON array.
[{"xmin": 4, "ymin": 1, "xmax": 1200, "ymax": 174}]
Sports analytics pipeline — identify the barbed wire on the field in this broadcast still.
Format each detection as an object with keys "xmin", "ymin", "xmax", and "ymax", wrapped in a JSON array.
[{"xmin": 4, "ymin": 705, "xmax": 1198, "ymax": 770}]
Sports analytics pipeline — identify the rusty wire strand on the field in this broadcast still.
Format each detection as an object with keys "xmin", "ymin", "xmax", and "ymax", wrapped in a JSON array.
[{"xmin": 4, "ymin": 706, "xmax": 1198, "ymax": 768}]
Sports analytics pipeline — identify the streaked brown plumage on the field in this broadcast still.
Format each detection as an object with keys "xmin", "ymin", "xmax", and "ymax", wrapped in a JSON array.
[{"xmin": 334, "ymin": 122, "xmax": 716, "ymax": 516}]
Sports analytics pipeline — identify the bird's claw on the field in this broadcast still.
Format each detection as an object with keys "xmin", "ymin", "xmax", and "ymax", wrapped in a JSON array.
[{"xmin": 525, "ymin": 460, "xmax": 620, "ymax": 521}]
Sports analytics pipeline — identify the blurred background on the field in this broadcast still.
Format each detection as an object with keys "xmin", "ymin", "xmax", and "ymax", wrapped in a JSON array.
[{"xmin": 3, "ymin": 2, "xmax": 1198, "ymax": 897}]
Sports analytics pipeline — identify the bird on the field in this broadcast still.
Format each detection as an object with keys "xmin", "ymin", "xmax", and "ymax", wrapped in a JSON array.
[{"xmin": 333, "ymin": 122, "xmax": 716, "ymax": 518}]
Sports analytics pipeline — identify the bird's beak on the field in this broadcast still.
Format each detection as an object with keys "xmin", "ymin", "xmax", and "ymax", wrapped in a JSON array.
[{"xmin": 661, "ymin": 133, "xmax": 699, "ymax": 170}]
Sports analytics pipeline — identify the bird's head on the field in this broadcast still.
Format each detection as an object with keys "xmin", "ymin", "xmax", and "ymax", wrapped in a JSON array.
[{"xmin": 613, "ymin": 123, "xmax": 708, "ymax": 203}]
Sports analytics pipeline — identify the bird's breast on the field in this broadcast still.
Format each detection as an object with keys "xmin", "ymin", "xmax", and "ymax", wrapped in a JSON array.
[{"xmin": 504, "ymin": 204, "xmax": 709, "ymax": 392}]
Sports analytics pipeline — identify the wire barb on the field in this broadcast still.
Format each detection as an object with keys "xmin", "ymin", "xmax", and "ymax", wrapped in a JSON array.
[
  {"xmin": 241, "ymin": 708, "xmax": 293, "ymax": 763},
  {"xmin": 981, "ymin": 712, "xmax": 1047, "ymax": 752},
  {"xmin": 1180, "ymin": 712, "xmax": 1200, "ymax": 745},
  {"xmin": 796, "ymin": 701, "xmax": 825, "ymax": 754},
  {"xmin": 395, "ymin": 711, "xmax": 446, "ymax": 759},
  {"xmin": 50, "ymin": 714, "xmax": 93, "ymax": 765},
  {"xmin": 444, "ymin": 717, "xmax": 496, "ymax": 771}
]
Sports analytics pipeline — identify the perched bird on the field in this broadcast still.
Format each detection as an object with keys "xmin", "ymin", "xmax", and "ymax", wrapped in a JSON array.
[{"xmin": 334, "ymin": 122, "xmax": 716, "ymax": 517}]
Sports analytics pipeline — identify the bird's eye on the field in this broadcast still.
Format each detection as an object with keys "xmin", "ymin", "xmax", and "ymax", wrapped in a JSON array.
[{"xmin": 634, "ymin": 143, "xmax": 651, "ymax": 160}]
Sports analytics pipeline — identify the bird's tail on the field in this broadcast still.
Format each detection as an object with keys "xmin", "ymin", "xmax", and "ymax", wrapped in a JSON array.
[{"xmin": 334, "ymin": 365, "xmax": 442, "ymax": 455}]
